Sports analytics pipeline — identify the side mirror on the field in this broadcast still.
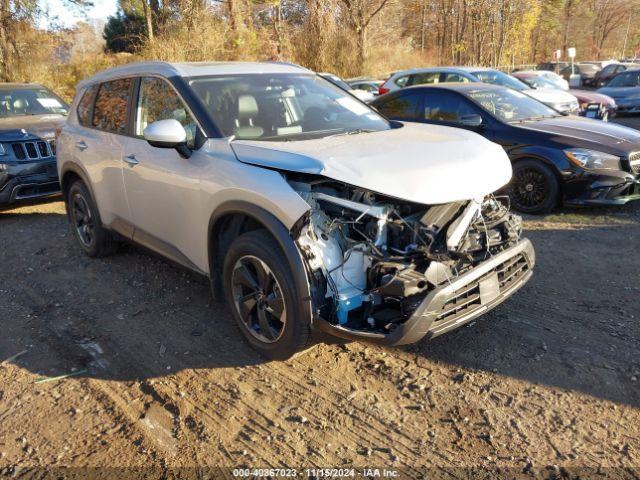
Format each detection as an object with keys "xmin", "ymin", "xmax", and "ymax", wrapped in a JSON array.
[
  {"xmin": 459, "ymin": 114, "xmax": 483, "ymax": 129},
  {"xmin": 143, "ymin": 119, "xmax": 191, "ymax": 158}
]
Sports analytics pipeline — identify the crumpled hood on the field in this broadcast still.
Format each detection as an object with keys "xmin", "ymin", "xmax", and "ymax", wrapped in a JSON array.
[
  {"xmin": 230, "ymin": 122, "xmax": 512, "ymax": 205},
  {"xmin": 0, "ymin": 114, "xmax": 65, "ymax": 140}
]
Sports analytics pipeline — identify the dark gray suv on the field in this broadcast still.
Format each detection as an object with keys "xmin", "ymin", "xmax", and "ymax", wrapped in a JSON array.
[{"xmin": 0, "ymin": 83, "xmax": 68, "ymax": 209}]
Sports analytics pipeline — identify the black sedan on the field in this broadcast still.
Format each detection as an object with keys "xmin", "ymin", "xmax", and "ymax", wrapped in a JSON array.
[{"xmin": 371, "ymin": 84, "xmax": 640, "ymax": 213}]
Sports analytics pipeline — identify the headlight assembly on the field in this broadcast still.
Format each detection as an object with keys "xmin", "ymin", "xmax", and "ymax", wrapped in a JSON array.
[{"xmin": 565, "ymin": 148, "xmax": 621, "ymax": 170}]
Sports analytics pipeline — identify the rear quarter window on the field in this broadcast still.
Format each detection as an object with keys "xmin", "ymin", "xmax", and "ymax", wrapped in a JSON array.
[
  {"xmin": 92, "ymin": 78, "xmax": 133, "ymax": 134},
  {"xmin": 76, "ymin": 84, "xmax": 98, "ymax": 127}
]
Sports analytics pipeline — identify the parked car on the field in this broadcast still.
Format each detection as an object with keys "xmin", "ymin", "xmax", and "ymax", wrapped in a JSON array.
[
  {"xmin": 559, "ymin": 63, "xmax": 601, "ymax": 87},
  {"xmin": 597, "ymin": 69, "xmax": 640, "ymax": 114},
  {"xmin": 347, "ymin": 78, "xmax": 383, "ymax": 96},
  {"xmin": 318, "ymin": 73, "xmax": 374, "ymax": 102},
  {"xmin": 0, "ymin": 83, "xmax": 67, "ymax": 210},
  {"xmin": 57, "ymin": 61, "xmax": 535, "ymax": 359},
  {"xmin": 594, "ymin": 63, "xmax": 640, "ymax": 87},
  {"xmin": 379, "ymin": 67, "xmax": 579, "ymax": 114},
  {"xmin": 371, "ymin": 83, "xmax": 640, "ymax": 213},
  {"xmin": 512, "ymin": 70, "xmax": 569, "ymax": 90},
  {"xmin": 570, "ymin": 90, "xmax": 617, "ymax": 121},
  {"xmin": 537, "ymin": 61, "xmax": 569, "ymax": 72}
]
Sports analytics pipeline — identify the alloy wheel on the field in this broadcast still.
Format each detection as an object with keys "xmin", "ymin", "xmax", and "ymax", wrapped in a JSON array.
[
  {"xmin": 71, "ymin": 192, "xmax": 94, "ymax": 248},
  {"xmin": 511, "ymin": 167, "xmax": 549, "ymax": 210},
  {"xmin": 231, "ymin": 255, "xmax": 287, "ymax": 344}
]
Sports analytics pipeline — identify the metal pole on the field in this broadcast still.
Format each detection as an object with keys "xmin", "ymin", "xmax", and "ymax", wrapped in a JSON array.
[{"xmin": 622, "ymin": 14, "xmax": 632, "ymax": 60}]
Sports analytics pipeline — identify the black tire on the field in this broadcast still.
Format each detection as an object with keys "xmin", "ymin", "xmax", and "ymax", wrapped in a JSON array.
[
  {"xmin": 508, "ymin": 159, "xmax": 559, "ymax": 214},
  {"xmin": 223, "ymin": 229, "xmax": 311, "ymax": 360},
  {"xmin": 67, "ymin": 180, "xmax": 117, "ymax": 257}
]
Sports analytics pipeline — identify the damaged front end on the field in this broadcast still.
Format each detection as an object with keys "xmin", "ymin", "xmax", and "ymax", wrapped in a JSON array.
[{"xmin": 291, "ymin": 178, "xmax": 535, "ymax": 345}]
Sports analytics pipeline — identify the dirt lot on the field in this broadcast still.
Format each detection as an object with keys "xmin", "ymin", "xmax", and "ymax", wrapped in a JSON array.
[{"xmin": 1, "ymin": 122, "xmax": 640, "ymax": 478}]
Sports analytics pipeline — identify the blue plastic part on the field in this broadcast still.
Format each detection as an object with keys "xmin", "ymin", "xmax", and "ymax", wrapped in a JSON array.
[{"xmin": 336, "ymin": 292, "xmax": 364, "ymax": 325}]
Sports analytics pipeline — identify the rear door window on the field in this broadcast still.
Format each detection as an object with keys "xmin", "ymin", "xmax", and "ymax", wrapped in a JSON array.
[
  {"xmin": 394, "ymin": 76, "xmax": 410, "ymax": 88},
  {"xmin": 92, "ymin": 78, "xmax": 133, "ymax": 134},
  {"xmin": 421, "ymin": 91, "xmax": 475, "ymax": 123},
  {"xmin": 442, "ymin": 73, "xmax": 470, "ymax": 83},
  {"xmin": 375, "ymin": 93, "xmax": 421, "ymax": 120}
]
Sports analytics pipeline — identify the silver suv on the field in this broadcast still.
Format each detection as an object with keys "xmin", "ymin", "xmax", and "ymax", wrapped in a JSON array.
[{"xmin": 57, "ymin": 61, "xmax": 535, "ymax": 359}]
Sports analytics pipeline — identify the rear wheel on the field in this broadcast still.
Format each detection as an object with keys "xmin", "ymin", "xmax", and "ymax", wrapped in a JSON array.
[
  {"xmin": 508, "ymin": 160, "xmax": 559, "ymax": 214},
  {"xmin": 67, "ymin": 180, "xmax": 117, "ymax": 257},
  {"xmin": 223, "ymin": 230, "xmax": 311, "ymax": 360}
]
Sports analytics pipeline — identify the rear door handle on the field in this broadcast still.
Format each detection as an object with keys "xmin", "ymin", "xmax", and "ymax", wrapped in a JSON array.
[
  {"xmin": 123, "ymin": 154, "xmax": 139, "ymax": 166},
  {"xmin": 75, "ymin": 141, "xmax": 88, "ymax": 151}
]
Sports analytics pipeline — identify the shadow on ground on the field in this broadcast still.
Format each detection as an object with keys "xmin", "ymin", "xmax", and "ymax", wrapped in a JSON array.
[{"xmin": 1, "ymin": 202, "xmax": 639, "ymax": 410}]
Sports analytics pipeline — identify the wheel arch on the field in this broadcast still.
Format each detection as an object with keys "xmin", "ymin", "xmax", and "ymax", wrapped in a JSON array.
[{"xmin": 208, "ymin": 201, "xmax": 313, "ymax": 323}]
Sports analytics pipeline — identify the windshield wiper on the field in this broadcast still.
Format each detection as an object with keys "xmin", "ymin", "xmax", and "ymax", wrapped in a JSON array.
[{"xmin": 329, "ymin": 128, "xmax": 377, "ymax": 138}]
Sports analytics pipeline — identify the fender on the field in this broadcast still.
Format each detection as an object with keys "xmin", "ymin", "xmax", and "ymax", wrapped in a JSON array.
[
  {"xmin": 208, "ymin": 200, "xmax": 313, "ymax": 325},
  {"xmin": 59, "ymin": 162, "xmax": 98, "ymax": 215}
]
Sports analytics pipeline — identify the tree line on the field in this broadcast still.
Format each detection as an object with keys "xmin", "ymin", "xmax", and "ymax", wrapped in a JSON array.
[{"xmin": 0, "ymin": 0, "xmax": 638, "ymax": 99}]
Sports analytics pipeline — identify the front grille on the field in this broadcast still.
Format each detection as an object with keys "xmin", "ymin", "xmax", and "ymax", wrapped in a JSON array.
[
  {"xmin": 629, "ymin": 152, "xmax": 640, "ymax": 174},
  {"xmin": 434, "ymin": 253, "xmax": 530, "ymax": 324},
  {"xmin": 9, "ymin": 141, "xmax": 53, "ymax": 160},
  {"xmin": 12, "ymin": 143, "xmax": 26, "ymax": 159}
]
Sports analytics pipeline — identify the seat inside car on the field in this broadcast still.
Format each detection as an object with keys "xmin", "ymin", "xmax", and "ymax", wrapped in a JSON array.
[{"xmin": 234, "ymin": 94, "xmax": 264, "ymax": 139}]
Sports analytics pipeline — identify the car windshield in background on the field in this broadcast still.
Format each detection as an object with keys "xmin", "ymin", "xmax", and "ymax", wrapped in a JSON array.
[
  {"xmin": 608, "ymin": 71, "xmax": 640, "ymax": 87},
  {"xmin": 521, "ymin": 76, "xmax": 557, "ymax": 90},
  {"xmin": 0, "ymin": 87, "xmax": 68, "ymax": 117},
  {"xmin": 472, "ymin": 70, "xmax": 529, "ymax": 91},
  {"xmin": 189, "ymin": 74, "xmax": 390, "ymax": 141},
  {"xmin": 467, "ymin": 88, "xmax": 562, "ymax": 122}
]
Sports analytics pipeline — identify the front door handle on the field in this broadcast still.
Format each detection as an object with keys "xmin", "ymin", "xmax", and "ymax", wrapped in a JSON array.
[
  {"xmin": 123, "ymin": 154, "xmax": 139, "ymax": 166},
  {"xmin": 75, "ymin": 141, "xmax": 88, "ymax": 151}
]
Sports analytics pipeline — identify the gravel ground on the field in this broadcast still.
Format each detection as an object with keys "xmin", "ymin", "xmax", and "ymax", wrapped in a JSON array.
[{"xmin": 1, "ymin": 127, "xmax": 640, "ymax": 478}]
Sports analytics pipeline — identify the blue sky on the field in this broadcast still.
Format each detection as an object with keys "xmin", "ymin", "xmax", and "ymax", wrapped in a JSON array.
[{"xmin": 39, "ymin": 0, "xmax": 118, "ymax": 28}]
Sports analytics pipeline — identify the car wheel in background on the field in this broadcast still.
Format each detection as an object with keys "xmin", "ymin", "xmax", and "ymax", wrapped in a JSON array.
[
  {"xmin": 223, "ymin": 229, "xmax": 311, "ymax": 360},
  {"xmin": 508, "ymin": 159, "xmax": 559, "ymax": 214},
  {"xmin": 67, "ymin": 180, "xmax": 117, "ymax": 257}
]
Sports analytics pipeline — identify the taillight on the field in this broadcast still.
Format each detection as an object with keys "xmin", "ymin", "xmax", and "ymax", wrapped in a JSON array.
[
  {"xmin": 378, "ymin": 86, "xmax": 390, "ymax": 95},
  {"xmin": 54, "ymin": 126, "xmax": 62, "ymax": 139}
]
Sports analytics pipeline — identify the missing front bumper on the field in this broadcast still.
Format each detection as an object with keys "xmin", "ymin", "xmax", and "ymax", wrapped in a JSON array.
[{"xmin": 314, "ymin": 239, "xmax": 535, "ymax": 346}]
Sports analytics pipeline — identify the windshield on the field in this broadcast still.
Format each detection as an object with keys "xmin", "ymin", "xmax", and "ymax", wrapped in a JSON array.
[
  {"xmin": 189, "ymin": 74, "xmax": 390, "ymax": 141},
  {"xmin": 0, "ymin": 87, "xmax": 68, "ymax": 117},
  {"xmin": 468, "ymin": 88, "xmax": 562, "ymax": 122},
  {"xmin": 520, "ymin": 75, "xmax": 557, "ymax": 90},
  {"xmin": 472, "ymin": 70, "xmax": 529, "ymax": 91},
  {"xmin": 608, "ymin": 71, "xmax": 640, "ymax": 87}
]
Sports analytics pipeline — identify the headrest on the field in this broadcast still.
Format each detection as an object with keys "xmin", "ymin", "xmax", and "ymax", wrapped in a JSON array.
[
  {"xmin": 238, "ymin": 94, "xmax": 258, "ymax": 119},
  {"xmin": 13, "ymin": 98, "xmax": 28, "ymax": 110}
]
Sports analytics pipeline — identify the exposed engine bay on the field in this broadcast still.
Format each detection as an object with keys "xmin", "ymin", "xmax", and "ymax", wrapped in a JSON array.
[{"xmin": 290, "ymin": 177, "xmax": 524, "ymax": 334}]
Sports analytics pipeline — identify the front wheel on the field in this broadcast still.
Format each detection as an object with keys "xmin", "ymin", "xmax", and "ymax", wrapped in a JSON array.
[
  {"xmin": 508, "ymin": 160, "xmax": 559, "ymax": 214},
  {"xmin": 223, "ymin": 230, "xmax": 311, "ymax": 360}
]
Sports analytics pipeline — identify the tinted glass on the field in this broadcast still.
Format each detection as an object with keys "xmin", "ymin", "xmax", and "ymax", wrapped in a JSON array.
[
  {"xmin": 395, "ymin": 76, "xmax": 410, "ymax": 87},
  {"xmin": 190, "ymin": 74, "xmax": 389, "ymax": 141},
  {"xmin": 409, "ymin": 72, "xmax": 440, "ymax": 86},
  {"xmin": 422, "ymin": 92, "xmax": 475, "ymax": 122},
  {"xmin": 375, "ymin": 93, "xmax": 421, "ymax": 119},
  {"xmin": 442, "ymin": 73, "xmax": 470, "ymax": 83},
  {"xmin": 0, "ymin": 87, "xmax": 68, "ymax": 118},
  {"xmin": 136, "ymin": 77, "xmax": 198, "ymax": 149},
  {"xmin": 92, "ymin": 78, "xmax": 132, "ymax": 133},
  {"xmin": 608, "ymin": 71, "xmax": 640, "ymax": 87},
  {"xmin": 473, "ymin": 70, "xmax": 529, "ymax": 91},
  {"xmin": 467, "ymin": 88, "xmax": 561, "ymax": 122},
  {"xmin": 77, "ymin": 85, "xmax": 98, "ymax": 127}
]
